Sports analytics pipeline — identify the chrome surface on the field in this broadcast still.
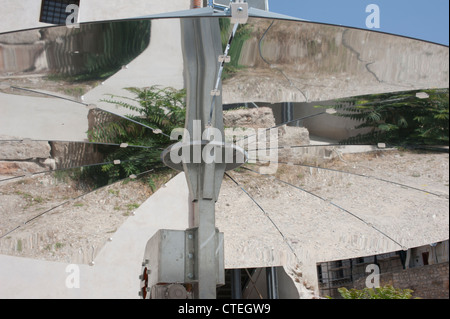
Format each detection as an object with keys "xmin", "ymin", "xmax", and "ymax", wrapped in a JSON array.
[
  {"xmin": 221, "ymin": 18, "xmax": 449, "ymax": 104},
  {"xmin": 0, "ymin": 15, "xmax": 448, "ymax": 268},
  {"xmin": 1, "ymin": 17, "xmax": 448, "ymax": 105}
]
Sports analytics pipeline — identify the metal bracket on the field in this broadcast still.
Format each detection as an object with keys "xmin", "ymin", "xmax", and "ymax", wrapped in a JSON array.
[
  {"xmin": 218, "ymin": 55, "xmax": 231, "ymax": 63},
  {"xmin": 230, "ymin": 0, "xmax": 249, "ymax": 24},
  {"xmin": 185, "ymin": 228, "xmax": 197, "ymax": 283},
  {"xmin": 184, "ymin": 227, "xmax": 225, "ymax": 286}
]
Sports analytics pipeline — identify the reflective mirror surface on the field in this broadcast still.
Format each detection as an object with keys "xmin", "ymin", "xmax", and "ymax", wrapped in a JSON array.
[
  {"xmin": 1, "ymin": 17, "xmax": 448, "ymax": 106},
  {"xmin": 0, "ymin": 15, "xmax": 448, "ymax": 267},
  {"xmin": 221, "ymin": 18, "xmax": 449, "ymax": 103}
]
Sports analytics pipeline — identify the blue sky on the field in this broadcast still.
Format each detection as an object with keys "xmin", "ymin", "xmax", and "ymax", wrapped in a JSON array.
[{"xmin": 268, "ymin": 0, "xmax": 449, "ymax": 45}]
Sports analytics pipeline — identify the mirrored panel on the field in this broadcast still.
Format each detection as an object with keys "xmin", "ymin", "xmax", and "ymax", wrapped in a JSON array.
[
  {"xmin": 220, "ymin": 18, "xmax": 449, "ymax": 104},
  {"xmin": 0, "ymin": 15, "xmax": 448, "ymax": 265}
]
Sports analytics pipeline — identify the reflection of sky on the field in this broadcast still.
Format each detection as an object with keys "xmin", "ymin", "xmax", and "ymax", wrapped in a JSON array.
[{"xmin": 269, "ymin": 0, "xmax": 449, "ymax": 45}]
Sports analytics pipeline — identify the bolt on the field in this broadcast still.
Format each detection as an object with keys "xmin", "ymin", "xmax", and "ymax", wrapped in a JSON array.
[
  {"xmin": 188, "ymin": 253, "xmax": 194, "ymax": 259},
  {"xmin": 187, "ymin": 273, "xmax": 194, "ymax": 279},
  {"xmin": 238, "ymin": 7, "xmax": 243, "ymax": 12}
]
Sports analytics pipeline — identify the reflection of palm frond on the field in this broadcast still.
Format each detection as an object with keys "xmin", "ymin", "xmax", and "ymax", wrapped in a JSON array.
[
  {"xmin": 86, "ymin": 86, "xmax": 186, "ymax": 187},
  {"xmin": 315, "ymin": 89, "xmax": 449, "ymax": 145}
]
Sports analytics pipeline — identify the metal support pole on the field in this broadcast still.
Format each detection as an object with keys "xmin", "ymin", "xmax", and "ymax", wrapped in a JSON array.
[
  {"xmin": 160, "ymin": 1, "xmax": 248, "ymax": 299},
  {"xmin": 266, "ymin": 267, "xmax": 279, "ymax": 299},
  {"xmin": 180, "ymin": 17, "xmax": 226, "ymax": 299},
  {"xmin": 231, "ymin": 269, "xmax": 242, "ymax": 299}
]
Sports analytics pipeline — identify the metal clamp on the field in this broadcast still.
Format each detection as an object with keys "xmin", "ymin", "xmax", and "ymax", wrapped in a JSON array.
[
  {"xmin": 218, "ymin": 55, "xmax": 231, "ymax": 63},
  {"xmin": 230, "ymin": 0, "xmax": 249, "ymax": 24}
]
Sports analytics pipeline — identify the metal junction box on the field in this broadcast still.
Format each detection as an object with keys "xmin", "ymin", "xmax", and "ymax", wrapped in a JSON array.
[{"xmin": 141, "ymin": 229, "xmax": 224, "ymax": 288}]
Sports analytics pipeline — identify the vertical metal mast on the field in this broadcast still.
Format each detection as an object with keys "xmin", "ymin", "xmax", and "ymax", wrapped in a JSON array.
[
  {"xmin": 161, "ymin": 0, "xmax": 249, "ymax": 299},
  {"xmin": 180, "ymin": 15, "xmax": 227, "ymax": 299},
  {"xmin": 181, "ymin": 1, "xmax": 248, "ymax": 299}
]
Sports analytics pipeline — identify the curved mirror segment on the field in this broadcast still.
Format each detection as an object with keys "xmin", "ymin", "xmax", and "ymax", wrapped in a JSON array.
[
  {"xmin": 0, "ymin": 16, "xmax": 448, "ymax": 265},
  {"xmin": 1, "ymin": 16, "xmax": 448, "ymax": 105},
  {"xmin": 221, "ymin": 18, "xmax": 449, "ymax": 104}
]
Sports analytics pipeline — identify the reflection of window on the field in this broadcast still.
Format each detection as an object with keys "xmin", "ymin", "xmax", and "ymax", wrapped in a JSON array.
[
  {"xmin": 39, "ymin": 0, "xmax": 80, "ymax": 25},
  {"xmin": 422, "ymin": 252, "xmax": 429, "ymax": 265},
  {"xmin": 317, "ymin": 265, "xmax": 323, "ymax": 283}
]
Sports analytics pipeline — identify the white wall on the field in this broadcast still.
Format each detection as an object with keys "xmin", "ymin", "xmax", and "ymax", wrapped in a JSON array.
[
  {"xmin": 0, "ymin": 173, "xmax": 190, "ymax": 299},
  {"xmin": 78, "ymin": 0, "xmax": 190, "ymax": 23},
  {"xmin": 0, "ymin": 0, "xmax": 190, "ymax": 140},
  {"xmin": 0, "ymin": 0, "xmax": 44, "ymax": 33},
  {"xmin": 0, "ymin": 0, "xmax": 191, "ymax": 33}
]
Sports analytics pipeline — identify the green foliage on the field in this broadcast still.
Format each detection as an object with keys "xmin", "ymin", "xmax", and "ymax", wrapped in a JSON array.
[
  {"xmin": 337, "ymin": 285, "xmax": 415, "ymax": 299},
  {"xmin": 87, "ymin": 86, "xmax": 186, "ymax": 187},
  {"xmin": 316, "ymin": 89, "xmax": 449, "ymax": 146}
]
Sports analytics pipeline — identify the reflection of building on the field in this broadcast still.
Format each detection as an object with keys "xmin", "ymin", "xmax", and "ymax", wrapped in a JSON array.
[
  {"xmin": 0, "ymin": 0, "xmax": 192, "ymax": 33},
  {"xmin": 0, "ymin": 0, "xmax": 191, "ymax": 141},
  {"xmin": 0, "ymin": 0, "xmax": 269, "ymax": 33},
  {"xmin": 318, "ymin": 240, "xmax": 449, "ymax": 299}
]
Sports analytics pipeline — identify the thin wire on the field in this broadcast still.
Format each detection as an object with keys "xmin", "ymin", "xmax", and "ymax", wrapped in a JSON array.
[
  {"xmin": 95, "ymin": 107, "xmax": 171, "ymax": 139},
  {"xmin": 234, "ymin": 111, "xmax": 331, "ymax": 145},
  {"xmin": 0, "ymin": 138, "xmax": 164, "ymax": 150},
  {"xmin": 258, "ymin": 20, "xmax": 309, "ymax": 102},
  {"xmin": 209, "ymin": 23, "xmax": 240, "ymax": 125},
  {"xmin": 7, "ymin": 86, "xmax": 171, "ymax": 138},
  {"xmin": 252, "ymin": 160, "xmax": 446, "ymax": 198},
  {"xmin": 10, "ymin": 86, "xmax": 89, "ymax": 106},
  {"xmin": 246, "ymin": 142, "xmax": 448, "ymax": 155},
  {"xmin": 0, "ymin": 153, "xmax": 154, "ymax": 183},
  {"xmin": 225, "ymin": 172, "xmax": 299, "ymax": 260},
  {"xmin": 0, "ymin": 168, "xmax": 155, "ymax": 239},
  {"xmin": 240, "ymin": 166, "xmax": 405, "ymax": 249},
  {"xmin": 245, "ymin": 143, "xmax": 372, "ymax": 152}
]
